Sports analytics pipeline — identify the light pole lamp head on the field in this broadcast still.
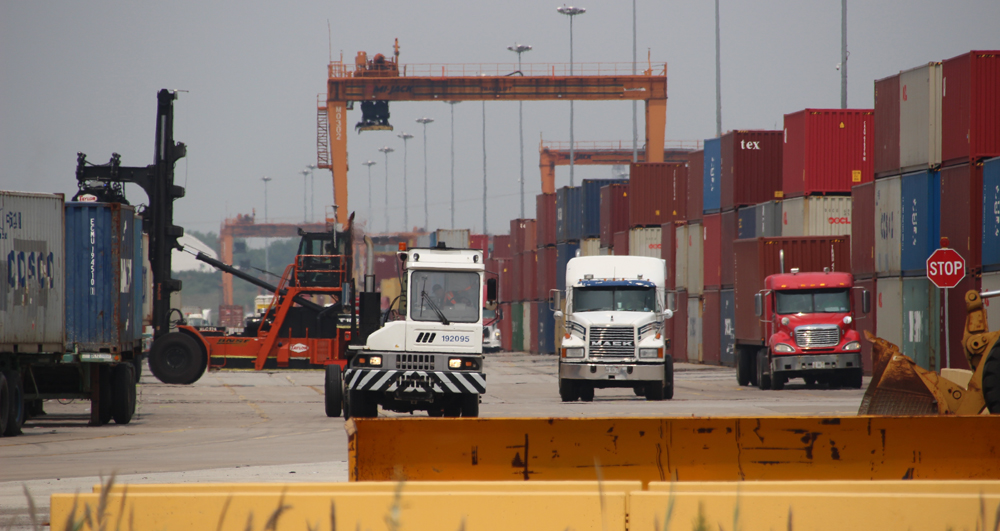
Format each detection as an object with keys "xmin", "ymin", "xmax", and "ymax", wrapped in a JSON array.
[
  {"xmin": 378, "ymin": 146, "xmax": 394, "ymax": 154},
  {"xmin": 363, "ymin": 160, "xmax": 377, "ymax": 167},
  {"xmin": 398, "ymin": 132, "xmax": 414, "ymax": 141},
  {"xmin": 261, "ymin": 176, "xmax": 272, "ymax": 184},
  {"xmin": 557, "ymin": 5, "xmax": 586, "ymax": 16},
  {"xmin": 306, "ymin": 164, "xmax": 317, "ymax": 171},
  {"xmin": 508, "ymin": 43, "xmax": 533, "ymax": 54},
  {"xmin": 416, "ymin": 117, "xmax": 434, "ymax": 125}
]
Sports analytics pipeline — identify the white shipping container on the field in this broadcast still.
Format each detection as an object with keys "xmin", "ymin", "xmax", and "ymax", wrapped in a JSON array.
[
  {"xmin": 628, "ymin": 227, "xmax": 662, "ymax": 258},
  {"xmin": 599, "ymin": 246, "xmax": 612, "ymax": 256},
  {"xmin": 756, "ymin": 200, "xmax": 783, "ymax": 238},
  {"xmin": 686, "ymin": 223, "xmax": 703, "ymax": 296},
  {"xmin": 875, "ymin": 276, "xmax": 903, "ymax": 350},
  {"xmin": 983, "ymin": 271, "xmax": 1000, "ymax": 333},
  {"xmin": 0, "ymin": 191, "xmax": 65, "ymax": 351},
  {"xmin": 521, "ymin": 301, "xmax": 532, "ymax": 353},
  {"xmin": 686, "ymin": 297, "xmax": 703, "ymax": 363},
  {"xmin": 875, "ymin": 176, "xmax": 903, "ymax": 275},
  {"xmin": 674, "ymin": 225, "xmax": 688, "ymax": 290},
  {"xmin": 781, "ymin": 196, "xmax": 852, "ymax": 237},
  {"xmin": 433, "ymin": 229, "xmax": 471, "ymax": 249},
  {"xmin": 899, "ymin": 62, "xmax": 942, "ymax": 172},
  {"xmin": 579, "ymin": 238, "xmax": 601, "ymax": 257}
]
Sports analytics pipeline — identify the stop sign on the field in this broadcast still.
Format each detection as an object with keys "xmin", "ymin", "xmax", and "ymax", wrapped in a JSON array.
[{"xmin": 926, "ymin": 248, "xmax": 966, "ymax": 288}]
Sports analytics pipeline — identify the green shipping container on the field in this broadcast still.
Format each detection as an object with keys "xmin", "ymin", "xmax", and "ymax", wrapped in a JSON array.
[
  {"xmin": 511, "ymin": 302, "xmax": 524, "ymax": 352},
  {"xmin": 902, "ymin": 277, "xmax": 940, "ymax": 371}
]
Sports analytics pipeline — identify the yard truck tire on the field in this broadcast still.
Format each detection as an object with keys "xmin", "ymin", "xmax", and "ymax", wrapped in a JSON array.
[{"xmin": 324, "ymin": 365, "xmax": 343, "ymax": 418}]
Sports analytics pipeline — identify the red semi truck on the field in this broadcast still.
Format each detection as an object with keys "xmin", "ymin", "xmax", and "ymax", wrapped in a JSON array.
[{"xmin": 733, "ymin": 237, "xmax": 870, "ymax": 390}]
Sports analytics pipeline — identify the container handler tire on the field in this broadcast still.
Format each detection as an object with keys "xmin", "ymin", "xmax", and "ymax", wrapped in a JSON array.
[
  {"xmin": 578, "ymin": 383, "xmax": 595, "ymax": 402},
  {"xmin": 756, "ymin": 349, "xmax": 771, "ymax": 390},
  {"xmin": 558, "ymin": 377, "xmax": 579, "ymax": 402},
  {"xmin": 982, "ymin": 342, "xmax": 1000, "ymax": 414},
  {"xmin": 111, "ymin": 363, "xmax": 136, "ymax": 425},
  {"xmin": 324, "ymin": 365, "xmax": 343, "ymax": 418},
  {"xmin": 348, "ymin": 389, "xmax": 377, "ymax": 418},
  {"xmin": 0, "ymin": 374, "xmax": 9, "ymax": 436},
  {"xmin": 460, "ymin": 394, "xmax": 479, "ymax": 417},
  {"xmin": 97, "ymin": 365, "xmax": 113, "ymax": 426},
  {"xmin": 149, "ymin": 332, "xmax": 206, "ymax": 385},
  {"xmin": 736, "ymin": 349, "xmax": 753, "ymax": 386},
  {"xmin": 3, "ymin": 370, "xmax": 24, "ymax": 436}
]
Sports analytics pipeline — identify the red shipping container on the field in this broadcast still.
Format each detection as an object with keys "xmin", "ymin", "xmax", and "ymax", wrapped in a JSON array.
[
  {"xmin": 939, "ymin": 162, "xmax": 983, "ymax": 270},
  {"xmin": 661, "ymin": 222, "xmax": 676, "ymax": 290},
  {"xmin": 851, "ymin": 182, "xmax": 876, "ymax": 278},
  {"xmin": 518, "ymin": 250, "xmax": 538, "ymax": 302},
  {"xmin": 720, "ymin": 209, "xmax": 737, "ymax": 288},
  {"xmin": 470, "ymin": 234, "xmax": 489, "ymax": 260},
  {"xmin": 510, "ymin": 253, "xmax": 522, "ymax": 302},
  {"xmin": 629, "ymin": 162, "xmax": 688, "ymax": 228},
  {"xmin": 536, "ymin": 193, "xmax": 557, "ymax": 247},
  {"xmin": 854, "ymin": 278, "xmax": 876, "ymax": 375},
  {"xmin": 496, "ymin": 257, "xmax": 514, "ymax": 303},
  {"xmin": 686, "ymin": 150, "xmax": 704, "ymax": 222},
  {"xmin": 613, "ymin": 230, "xmax": 629, "ymax": 255},
  {"xmin": 702, "ymin": 290, "xmax": 721, "ymax": 365},
  {"xmin": 941, "ymin": 273, "xmax": 981, "ymax": 370},
  {"xmin": 671, "ymin": 290, "xmax": 688, "ymax": 361},
  {"xmin": 703, "ymin": 213, "xmax": 721, "ymax": 289},
  {"xmin": 509, "ymin": 219, "xmax": 537, "ymax": 254},
  {"xmin": 218, "ymin": 305, "xmax": 244, "ymax": 328},
  {"xmin": 492, "ymin": 234, "xmax": 512, "ymax": 259},
  {"xmin": 941, "ymin": 51, "xmax": 1000, "ymax": 166},
  {"xmin": 874, "ymin": 74, "xmax": 901, "ymax": 176},
  {"xmin": 499, "ymin": 302, "xmax": 513, "ymax": 351},
  {"xmin": 536, "ymin": 246, "xmax": 557, "ymax": 301},
  {"xmin": 720, "ymin": 130, "xmax": 783, "ymax": 210},
  {"xmin": 373, "ymin": 252, "xmax": 400, "ymax": 282},
  {"xmin": 600, "ymin": 183, "xmax": 630, "ymax": 247},
  {"xmin": 782, "ymin": 109, "xmax": 875, "ymax": 197}
]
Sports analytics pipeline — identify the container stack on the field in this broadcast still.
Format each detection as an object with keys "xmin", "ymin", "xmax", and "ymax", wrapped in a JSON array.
[
  {"xmin": 488, "ymin": 234, "xmax": 514, "ymax": 352},
  {"xmin": 599, "ymin": 182, "xmax": 630, "ymax": 254},
  {"xmin": 509, "ymin": 219, "xmax": 537, "ymax": 353}
]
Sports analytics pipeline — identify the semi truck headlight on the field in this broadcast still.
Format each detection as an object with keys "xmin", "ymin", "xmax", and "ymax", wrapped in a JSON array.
[
  {"xmin": 564, "ymin": 347, "xmax": 585, "ymax": 358},
  {"xmin": 448, "ymin": 358, "xmax": 462, "ymax": 368},
  {"xmin": 843, "ymin": 341, "xmax": 861, "ymax": 351},
  {"xmin": 368, "ymin": 355, "xmax": 382, "ymax": 367},
  {"xmin": 843, "ymin": 316, "xmax": 853, "ymax": 325},
  {"xmin": 774, "ymin": 343, "xmax": 795, "ymax": 353},
  {"xmin": 639, "ymin": 348, "xmax": 660, "ymax": 359},
  {"xmin": 494, "ymin": 330, "xmax": 501, "ymax": 339}
]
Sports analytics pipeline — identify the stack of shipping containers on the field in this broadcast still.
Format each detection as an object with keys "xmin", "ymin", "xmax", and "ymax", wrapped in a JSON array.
[
  {"xmin": 537, "ymin": 192, "xmax": 558, "ymax": 355},
  {"xmin": 508, "ymin": 219, "xmax": 536, "ymax": 353},
  {"xmin": 487, "ymin": 234, "xmax": 513, "ymax": 352},
  {"xmin": 600, "ymin": 182, "xmax": 630, "ymax": 255}
]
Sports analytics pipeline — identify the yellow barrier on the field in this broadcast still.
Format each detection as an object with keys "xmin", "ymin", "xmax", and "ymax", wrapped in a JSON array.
[
  {"xmin": 96, "ymin": 480, "xmax": 642, "ymax": 494},
  {"xmin": 347, "ymin": 416, "xmax": 1000, "ymax": 482},
  {"xmin": 647, "ymin": 479, "xmax": 1000, "ymax": 494}
]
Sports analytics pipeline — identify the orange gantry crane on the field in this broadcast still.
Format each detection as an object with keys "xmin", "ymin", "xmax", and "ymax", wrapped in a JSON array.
[
  {"xmin": 538, "ymin": 138, "xmax": 702, "ymax": 188},
  {"xmin": 316, "ymin": 40, "xmax": 670, "ymax": 224}
]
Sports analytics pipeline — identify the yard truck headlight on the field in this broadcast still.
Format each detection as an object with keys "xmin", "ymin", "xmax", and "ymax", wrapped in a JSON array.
[
  {"xmin": 639, "ymin": 348, "xmax": 661, "ymax": 359},
  {"xmin": 843, "ymin": 341, "xmax": 861, "ymax": 351},
  {"xmin": 368, "ymin": 355, "xmax": 382, "ymax": 367},
  {"xmin": 774, "ymin": 343, "xmax": 795, "ymax": 353},
  {"xmin": 563, "ymin": 347, "xmax": 585, "ymax": 358},
  {"xmin": 448, "ymin": 358, "xmax": 462, "ymax": 369}
]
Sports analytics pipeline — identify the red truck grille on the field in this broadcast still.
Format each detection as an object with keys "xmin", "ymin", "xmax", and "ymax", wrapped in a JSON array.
[{"xmin": 794, "ymin": 325, "xmax": 840, "ymax": 348}]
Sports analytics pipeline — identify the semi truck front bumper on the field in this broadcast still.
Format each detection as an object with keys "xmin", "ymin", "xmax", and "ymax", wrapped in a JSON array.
[
  {"xmin": 770, "ymin": 353, "xmax": 861, "ymax": 375},
  {"xmin": 560, "ymin": 362, "xmax": 663, "ymax": 382},
  {"xmin": 345, "ymin": 368, "xmax": 486, "ymax": 398}
]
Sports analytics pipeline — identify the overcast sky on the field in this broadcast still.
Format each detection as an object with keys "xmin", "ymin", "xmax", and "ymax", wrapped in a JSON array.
[{"xmin": 3, "ymin": 1, "xmax": 998, "ymax": 238}]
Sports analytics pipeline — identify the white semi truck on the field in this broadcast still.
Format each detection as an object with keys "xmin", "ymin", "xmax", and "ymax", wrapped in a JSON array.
[{"xmin": 554, "ymin": 255, "xmax": 674, "ymax": 401}]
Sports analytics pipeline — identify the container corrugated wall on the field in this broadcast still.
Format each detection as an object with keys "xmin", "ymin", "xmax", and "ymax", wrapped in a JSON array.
[
  {"xmin": 628, "ymin": 227, "xmax": 661, "ymax": 258},
  {"xmin": 875, "ymin": 176, "xmax": 902, "ymax": 275},
  {"xmin": 737, "ymin": 207, "xmax": 756, "ymax": 239},
  {"xmin": 599, "ymin": 183, "xmax": 629, "ymax": 248},
  {"xmin": 874, "ymin": 74, "xmax": 901, "ymax": 176},
  {"xmin": 703, "ymin": 140, "xmax": 722, "ymax": 213},
  {"xmin": 509, "ymin": 219, "xmax": 537, "ymax": 254},
  {"xmin": 982, "ymin": 157, "xmax": 1000, "ymax": 271},
  {"xmin": 899, "ymin": 62, "xmax": 943, "ymax": 172},
  {"xmin": 854, "ymin": 278, "xmax": 876, "ymax": 374},
  {"xmin": 940, "ymin": 162, "xmax": 983, "ymax": 270},
  {"xmin": 686, "ymin": 223, "xmax": 703, "ymax": 296},
  {"xmin": 983, "ymin": 271, "xmax": 1000, "ymax": 331},
  {"xmin": 581, "ymin": 179, "xmax": 620, "ymax": 238},
  {"xmin": 687, "ymin": 296, "xmax": 702, "ymax": 363},
  {"xmin": 511, "ymin": 302, "xmax": 523, "ymax": 351},
  {"xmin": 875, "ymin": 276, "xmax": 903, "ymax": 356},
  {"xmin": 900, "ymin": 170, "xmax": 941, "ymax": 275},
  {"xmin": 782, "ymin": 109, "xmax": 875, "ymax": 197},
  {"xmin": 720, "ymin": 289, "xmax": 735, "ymax": 366},
  {"xmin": 780, "ymin": 196, "xmax": 852, "ymax": 237},
  {"xmin": 941, "ymin": 51, "xmax": 1000, "ymax": 165},
  {"xmin": 492, "ymin": 235, "xmax": 512, "ymax": 259},
  {"xmin": 556, "ymin": 186, "xmax": 582, "ymax": 243},
  {"xmin": 661, "ymin": 223, "xmax": 676, "ymax": 290},
  {"xmin": 434, "ymin": 229, "xmax": 470, "ymax": 249},
  {"xmin": 687, "ymin": 151, "xmax": 704, "ymax": 222},
  {"xmin": 470, "ymin": 234, "xmax": 490, "ymax": 260},
  {"xmin": 721, "ymin": 209, "xmax": 737, "ymax": 288},
  {"xmin": 671, "ymin": 291, "xmax": 688, "ymax": 361},
  {"xmin": 0, "ymin": 191, "xmax": 65, "ymax": 351},
  {"xmin": 556, "ymin": 241, "xmax": 579, "ymax": 291},
  {"xmin": 720, "ymin": 130, "xmax": 783, "ymax": 210},
  {"xmin": 579, "ymin": 238, "xmax": 601, "ymax": 257},
  {"xmin": 674, "ymin": 225, "xmax": 689, "ymax": 291},
  {"xmin": 901, "ymin": 277, "xmax": 940, "ymax": 370},
  {"xmin": 536, "ymin": 302, "xmax": 555, "ymax": 354},
  {"xmin": 629, "ymin": 162, "xmax": 687, "ymax": 227},
  {"xmin": 613, "ymin": 231, "xmax": 628, "ymax": 256},
  {"xmin": 702, "ymin": 214, "xmax": 721, "ymax": 289},
  {"xmin": 523, "ymin": 301, "xmax": 534, "ymax": 353},
  {"xmin": 851, "ymin": 182, "xmax": 876, "ymax": 278},
  {"xmin": 536, "ymin": 193, "xmax": 557, "ymax": 248},
  {"xmin": 496, "ymin": 258, "xmax": 514, "ymax": 303},
  {"xmin": 756, "ymin": 201, "xmax": 783, "ymax": 238},
  {"xmin": 499, "ymin": 302, "xmax": 513, "ymax": 351},
  {"xmin": 536, "ymin": 246, "xmax": 557, "ymax": 301},
  {"xmin": 702, "ymin": 290, "xmax": 720, "ymax": 365}
]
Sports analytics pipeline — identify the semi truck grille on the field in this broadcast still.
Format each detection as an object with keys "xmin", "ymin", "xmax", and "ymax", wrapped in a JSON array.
[
  {"xmin": 396, "ymin": 354, "xmax": 434, "ymax": 370},
  {"xmin": 588, "ymin": 326, "xmax": 636, "ymax": 357},
  {"xmin": 794, "ymin": 325, "xmax": 840, "ymax": 348}
]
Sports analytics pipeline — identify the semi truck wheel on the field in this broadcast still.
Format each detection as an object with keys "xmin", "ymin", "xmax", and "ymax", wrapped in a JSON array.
[
  {"xmin": 324, "ymin": 365, "xmax": 343, "ymax": 418},
  {"xmin": 578, "ymin": 383, "xmax": 595, "ymax": 402},
  {"xmin": 756, "ymin": 349, "xmax": 771, "ymax": 390},
  {"xmin": 149, "ymin": 332, "xmax": 206, "ymax": 385},
  {"xmin": 736, "ymin": 349, "xmax": 753, "ymax": 386},
  {"xmin": 664, "ymin": 357, "xmax": 675, "ymax": 400},
  {"xmin": 348, "ymin": 389, "xmax": 377, "ymax": 418},
  {"xmin": 770, "ymin": 373, "xmax": 785, "ymax": 391},
  {"xmin": 97, "ymin": 365, "xmax": 113, "ymax": 425},
  {"xmin": 111, "ymin": 363, "xmax": 136, "ymax": 425},
  {"xmin": 0, "ymin": 374, "xmax": 9, "ymax": 436},
  {"xmin": 460, "ymin": 394, "xmax": 479, "ymax": 417},
  {"xmin": 558, "ymin": 377, "xmax": 579, "ymax": 402},
  {"xmin": 2, "ymin": 370, "xmax": 24, "ymax": 436},
  {"xmin": 846, "ymin": 368, "xmax": 863, "ymax": 389},
  {"xmin": 633, "ymin": 386, "xmax": 646, "ymax": 397}
]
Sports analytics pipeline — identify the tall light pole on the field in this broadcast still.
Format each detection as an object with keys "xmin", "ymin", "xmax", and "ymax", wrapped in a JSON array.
[
  {"xmin": 306, "ymin": 164, "xmax": 316, "ymax": 222},
  {"xmin": 397, "ymin": 132, "xmax": 414, "ymax": 232},
  {"xmin": 416, "ymin": 117, "xmax": 434, "ymax": 231},
  {"xmin": 261, "ymin": 176, "xmax": 272, "ymax": 275},
  {"xmin": 841, "ymin": 0, "xmax": 848, "ymax": 108},
  {"xmin": 632, "ymin": 0, "xmax": 638, "ymax": 163},
  {"xmin": 715, "ymin": 0, "xmax": 722, "ymax": 138},
  {"xmin": 508, "ymin": 43, "xmax": 532, "ymax": 218},
  {"xmin": 557, "ymin": 5, "xmax": 586, "ymax": 187},
  {"xmin": 447, "ymin": 101, "xmax": 460, "ymax": 229},
  {"xmin": 482, "ymin": 101, "xmax": 488, "ymax": 234},
  {"xmin": 299, "ymin": 169, "xmax": 309, "ymax": 222},
  {"xmin": 378, "ymin": 146, "xmax": 394, "ymax": 232},
  {"xmin": 362, "ymin": 160, "xmax": 376, "ymax": 228}
]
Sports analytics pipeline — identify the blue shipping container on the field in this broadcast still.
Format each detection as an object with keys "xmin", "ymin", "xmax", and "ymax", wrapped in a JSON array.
[
  {"xmin": 581, "ymin": 179, "xmax": 620, "ymax": 239},
  {"xmin": 536, "ymin": 302, "xmax": 556, "ymax": 354},
  {"xmin": 737, "ymin": 207, "xmax": 756, "ymax": 239},
  {"xmin": 720, "ymin": 289, "xmax": 735, "ymax": 366},
  {"xmin": 65, "ymin": 203, "xmax": 144, "ymax": 352},
  {"xmin": 900, "ymin": 170, "xmax": 941, "ymax": 275},
  {"xmin": 982, "ymin": 157, "xmax": 1000, "ymax": 271},
  {"xmin": 556, "ymin": 186, "xmax": 583, "ymax": 243},
  {"xmin": 556, "ymin": 241, "xmax": 580, "ymax": 291},
  {"xmin": 703, "ymin": 138, "xmax": 722, "ymax": 213}
]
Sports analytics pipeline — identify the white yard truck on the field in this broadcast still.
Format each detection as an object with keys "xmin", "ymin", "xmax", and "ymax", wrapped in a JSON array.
[
  {"xmin": 339, "ymin": 243, "xmax": 493, "ymax": 418},
  {"xmin": 554, "ymin": 255, "xmax": 674, "ymax": 401}
]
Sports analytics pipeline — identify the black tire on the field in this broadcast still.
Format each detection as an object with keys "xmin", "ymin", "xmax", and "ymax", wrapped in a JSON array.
[
  {"xmin": 749, "ymin": 350, "xmax": 759, "ymax": 387},
  {"xmin": 26, "ymin": 400, "xmax": 45, "ymax": 419},
  {"xmin": 324, "ymin": 365, "xmax": 343, "ymax": 418},
  {"xmin": 132, "ymin": 353, "xmax": 144, "ymax": 382},
  {"xmin": 846, "ymin": 368, "xmax": 863, "ymax": 390},
  {"xmin": 427, "ymin": 407, "xmax": 444, "ymax": 417},
  {"xmin": 633, "ymin": 386, "xmax": 646, "ymax": 397},
  {"xmin": 0, "ymin": 374, "xmax": 9, "ymax": 437},
  {"xmin": 111, "ymin": 364, "xmax": 136, "ymax": 425},
  {"xmin": 757, "ymin": 349, "xmax": 771, "ymax": 390},
  {"xmin": 558, "ymin": 377, "xmax": 578, "ymax": 402},
  {"xmin": 460, "ymin": 394, "xmax": 479, "ymax": 417},
  {"xmin": 983, "ymin": 344, "xmax": 1000, "ymax": 414},
  {"xmin": 578, "ymin": 383, "xmax": 595, "ymax": 402},
  {"xmin": 664, "ymin": 357, "xmax": 675, "ymax": 400},
  {"xmin": 97, "ymin": 365, "xmax": 113, "ymax": 426},
  {"xmin": 348, "ymin": 389, "xmax": 378, "ymax": 418},
  {"xmin": 149, "ymin": 332, "xmax": 206, "ymax": 385},
  {"xmin": 736, "ymin": 349, "xmax": 753, "ymax": 386},
  {"xmin": 770, "ymin": 373, "xmax": 785, "ymax": 391},
  {"xmin": 443, "ymin": 401, "xmax": 462, "ymax": 417},
  {"xmin": 3, "ymin": 370, "xmax": 24, "ymax": 436}
]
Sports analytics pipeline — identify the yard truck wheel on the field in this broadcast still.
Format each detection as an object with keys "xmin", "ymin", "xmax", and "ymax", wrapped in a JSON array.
[
  {"xmin": 3, "ymin": 370, "xmax": 24, "ymax": 436},
  {"xmin": 756, "ymin": 349, "xmax": 771, "ymax": 390},
  {"xmin": 460, "ymin": 394, "xmax": 479, "ymax": 417},
  {"xmin": 149, "ymin": 332, "xmax": 206, "ymax": 385},
  {"xmin": 0, "ymin": 374, "xmax": 9, "ymax": 436},
  {"xmin": 324, "ymin": 365, "xmax": 343, "ymax": 418},
  {"xmin": 111, "ymin": 364, "xmax": 135, "ymax": 425},
  {"xmin": 736, "ymin": 349, "xmax": 753, "ymax": 386},
  {"xmin": 558, "ymin": 377, "xmax": 579, "ymax": 402},
  {"xmin": 578, "ymin": 383, "xmax": 595, "ymax": 402},
  {"xmin": 981, "ymin": 343, "xmax": 1000, "ymax": 414},
  {"xmin": 348, "ymin": 389, "xmax": 377, "ymax": 418}
]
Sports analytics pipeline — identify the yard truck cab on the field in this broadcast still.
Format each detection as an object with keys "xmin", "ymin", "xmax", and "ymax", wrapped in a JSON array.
[
  {"xmin": 340, "ymin": 243, "xmax": 493, "ymax": 418},
  {"xmin": 554, "ymin": 255, "xmax": 674, "ymax": 402}
]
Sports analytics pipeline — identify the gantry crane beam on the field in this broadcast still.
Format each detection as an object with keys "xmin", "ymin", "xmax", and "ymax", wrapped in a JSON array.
[
  {"xmin": 538, "ymin": 139, "xmax": 700, "ymax": 193},
  {"xmin": 320, "ymin": 56, "xmax": 668, "ymax": 224}
]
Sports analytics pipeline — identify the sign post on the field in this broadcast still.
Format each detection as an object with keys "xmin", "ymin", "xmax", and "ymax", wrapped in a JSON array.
[{"xmin": 926, "ymin": 238, "xmax": 966, "ymax": 370}]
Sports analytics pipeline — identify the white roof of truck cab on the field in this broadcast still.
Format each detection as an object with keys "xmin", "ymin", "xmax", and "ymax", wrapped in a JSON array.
[
  {"xmin": 565, "ymin": 255, "xmax": 666, "ymax": 287},
  {"xmin": 405, "ymin": 247, "xmax": 484, "ymax": 271}
]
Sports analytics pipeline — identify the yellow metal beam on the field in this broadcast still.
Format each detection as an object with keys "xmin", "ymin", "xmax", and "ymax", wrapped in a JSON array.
[{"xmin": 96, "ymin": 480, "xmax": 642, "ymax": 494}]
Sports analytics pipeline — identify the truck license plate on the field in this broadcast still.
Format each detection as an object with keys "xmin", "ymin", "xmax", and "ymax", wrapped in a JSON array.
[
  {"xmin": 812, "ymin": 361, "xmax": 825, "ymax": 368},
  {"xmin": 604, "ymin": 366, "xmax": 622, "ymax": 374}
]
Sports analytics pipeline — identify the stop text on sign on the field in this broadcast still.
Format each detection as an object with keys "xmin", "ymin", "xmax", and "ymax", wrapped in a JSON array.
[
  {"xmin": 926, "ymin": 247, "xmax": 966, "ymax": 289},
  {"xmin": 927, "ymin": 260, "xmax": 963, "ymax": 276}
]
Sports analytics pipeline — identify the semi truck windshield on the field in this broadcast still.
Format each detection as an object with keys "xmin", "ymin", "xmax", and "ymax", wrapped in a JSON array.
[
  {"xmin": 574, "ymin": 287, "xmax": 656, "ymax": 312},
  {"xmin": 775, "ymin": 289, "xmax": 850, "ymax": 314}
]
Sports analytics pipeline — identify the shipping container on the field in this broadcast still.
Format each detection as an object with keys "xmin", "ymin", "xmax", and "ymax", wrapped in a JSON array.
[
  {"xmin": 703, "ymin": 139, "xmax": 722, "ymax": 213},
  {"xmin": 521, "ymin": 250, "xmax": 538, "ymax": 301},
  {"xmin": 536, "ymin": 302, "xmax": 556, "ymax": 354},
  {"xmin": 720, "ymin": 130, "xmax": 783, "ymax": 210},
  {"xmin": 65, "ymin": 203, "xmax": 143, "ymax": 352},
  {"xmin": 672, "ymin": 290, "xmax": 688, "ymax": 361},
  {"xmin": 733, "ymin": 237, "xmax": 852, "ymax": 344},
  {"xmin": 674, "ymin": 224, "xmax": 689, "ymax": 291},
  {"xmin": 661, "ymin": 223, "xmax": 676, "ymax": 290},
  {"xmin": 687, "ymin": 296, "xmax": 703, "ymax": 362},
  {"xmin": 782, "ymin": 109, "xmax": 874, "ymax": 197},
  {"xmin": 528, "ymin": 302, "xmax": 539, "ymax": 354},
  {"xmin": 902, "ymin": 277, "xmax": 941, "ymax": 371},
  {"xmin": 874, "ymin": 73, "xmax": 901, "ymax": 177},
  {"xmin": 431, "ymin": 229, "xmax": 471, "ymax": 249},
  {"xmin": 875, "ymin": 176, "xmax": 902, "ymax": 276},
  {"xmin": 599, "ymin": 183, "xmax": 630, "ymax": 247},
  {"xmin": 218, "ymin": 305, "xmax": 244, "ymax": 328},
  {"xmin": 511, "ymin": 302, "xmax": 523, "ymax": 352},
  {"xmin": 756, "ymin": 200, "xmax": 783, "ymax": 238},
  {"xmin": 900, "ymin": 170, "xmax": 941, "ymax": 275},
  {"xmin": 854, "ymin": 277, "xmax": 876, "ymax": 374},
  {"xmin": 628, "ymin": 227, "xmax": 662, "ymax": 258},
  {"xmin": 875, "ymin": 276, "xmax": 903, "ymax": 358},
  {"xmin": 982, "ymin": 271, "xmax": 1000, "ymax": 332},
  {"xmin": 629, "ymin": 162, "xmax": 687, "ymax": 227},
  {"xmin": 509, "ymin": 219, "xmax": 537, "ymax": 254},
  {"xmin": 941, "ymin": 51, "xmax": 1000, "ymax": 165},
  {"xmin": 686, "ymin": 222, "xmax": 704, "ymax": 296},
  {"xmin": 0, "ymin": 191, "xmax": 65, "ymax": 351},
  {"xmin": 470, "ymin": 234, "xmax": 489, "ymax": 260},
  {"xmin": 522, "ymin": 300, "xmax": 534, "ymax": 353},
  {"xmin": 581, "ymin": 179, "xmax": 620, "ymax": 238},
  {"xmin": 851, "ymin": 182, "xmax": 876, "ymax": 278},
  {"xmin": 702, "ymin": 290, "xmax": 721, "ymax": 365},
  {"xmin": 579, "ymin": 238, "xmax": 601, "ymax": 257},
  {"xmin": 982, "ymin": 157, "xmax": 1000, "ymax": 270},
  {"xmin": 499, "ymin": 302, "xmax": 513, "ymax": 351},
  {"xmin": 737, "ymin": 207, "xmax": 756, "ymax": 239},
  {"xmin": 511, "ymin": 251, "xmax": 522, "ymax": 302},
  {"xmin": 940, "ymin": 162, "xmax": 984, "ymax": 269},
  {"xmin": 899, "ymin": 62, "xmax": 943, "ymax": 172},
  {"xmin": 780, "ymin": 196, "xmax": 852, "ymax": 237},
  {"xmin": 536, "ymin": 193, "xmax": 557, "ymax": 247},
  {"xmin": 720, "ymin": 289, "xmax": 735, "ymax": 366},
  {"xmin": 687, "ymin": 150, "xmax": 705, "ymax": 222},
  {"xmin": 536, "ymin": 246, "xmax": 557, "ymax": 301},
  {"xmin": 556, "ymin": 241, "xmax": 580, "ymax": 292},
  {"xmin": 613, "ymin": 230, "xmax": 628, "ymax": 256},
  {"xmin": 496, "ymin": 257, "xmax": 514, "ymax": 303},
  {"xmin": 702, "ymin": 213, "xmax": 721, "ymax": 289},
  {"xmin": 941, "ymin": 273, "xmax": 980, "ymax": 370},
  {"xmin": 721, "ymin": 209, "xmax": 737, "ymax": 288},
  {"xmin": 556, "ymin": 186, "xmax": 582, "ymax": 242},
  {"xmin": 492, "ymin": 234, "xmax": 512, "ymax": 259}
]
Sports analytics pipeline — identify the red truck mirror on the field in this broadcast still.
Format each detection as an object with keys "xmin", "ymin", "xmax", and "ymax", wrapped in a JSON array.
[
  {"xmin": 862, "ymin": 289, "xmax": 871, "ymax": 314},
  {"xmin": 754, "ymin": 293, "xmax": 763, "ymax": 317}
]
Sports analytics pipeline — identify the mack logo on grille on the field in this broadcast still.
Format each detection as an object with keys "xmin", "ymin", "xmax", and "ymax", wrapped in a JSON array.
[{"xmin": 590, "ymin": 340, "xmax": 634, "ymax": 347}]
